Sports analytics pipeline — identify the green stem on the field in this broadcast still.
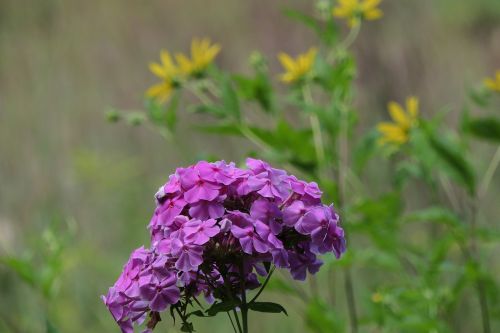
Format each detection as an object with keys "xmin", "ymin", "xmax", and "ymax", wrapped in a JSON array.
[
  {"xmin": 479, "ymin": 146, "xmax": 500, "ymax": 198},
  {"xmin": 239, "ymin": 263, "xmax": 249, "ymax": 333},
  {"xmin": 337, "ymin": 103, "xmax": 359, "ymax": 333},
  {"xmin": 249, "ymin": 266, "xmax": 275, "ymax": 303},
  {"xmin": 302, "ymin": 85, "xmax": 326, "ymax": 171}
]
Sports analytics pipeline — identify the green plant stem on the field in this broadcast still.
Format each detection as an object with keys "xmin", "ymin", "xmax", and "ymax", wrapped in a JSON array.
[
  {"xmin": 239, "ymin": 263, "xmax": 249, "ymax": 333},
  {"xmin": 327, "ymin": 22, "xmax": 361, "ymax": 63},
  {"xmin": 338, "ymin": 103, "xmax": 359, "ymax": 333},
  {"xmin": 249, "ymin": 265, "xmax": 275, "ymax": 303},
  {"xmin": 239, "ymin": 125, "xmax": 271, "ymax": 151},
  {"xmin": 479, "ymin": 145, "xmax": 500, "ymax": 198},
  {"xmin": 302, "ymin": 85, "xmax": 326, "ymax": 171},
  {"xmin": 227, "ymin": 312, "xmax": 238, "ymax": 333}
]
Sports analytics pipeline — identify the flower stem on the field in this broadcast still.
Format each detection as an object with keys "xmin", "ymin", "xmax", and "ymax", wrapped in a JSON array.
[
  {"xmin": 239, "ymin": 262, "xmax": 249, "ymax": 333},
  {"xmin": 249, "ymin": 265, "xmax": 275, "ymax": 303},
  {"xmin": 302, "ymin": 85, "xmax": 326, "ymax": 172}
]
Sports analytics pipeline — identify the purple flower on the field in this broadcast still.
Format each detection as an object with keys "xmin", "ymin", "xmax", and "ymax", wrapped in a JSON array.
[
  {"xmin": 189, "ymin": 200, "xmax": 225, "ymax": 220},
  {"xmin": 181, "ymin": 168, "xmax": 221, "ymax": 203},
  {"xmin": 139, "ymin": 272, "xmax": 180, "ymax": 312},
  {"xmin": 282, "ymin": 200, "xmax": 308, "ymax": 226},
  {"xmin": 171, "ymin": 237, "xmax": 204, "ymax": 271},
  {"xmin": 151, "ymin": 195, "xmax": 186, "ymax": 228},
  {"xmin": 104, "ymin": 159, "xmax": 346, "ymax": 333},
  {"xmin": 250, "ymin": 198, "xmax": 283, "ymax": 234},
  {"xmin": 230, "ymin": 217, "xmax": 268, "ymax": 254},
  {"xmin": 183, "ymin": 218, "xmax": 220, "ymax": 245},
  {"xmin": 288, "ymin": 246, "xmax": 323, "ymax": 281}
]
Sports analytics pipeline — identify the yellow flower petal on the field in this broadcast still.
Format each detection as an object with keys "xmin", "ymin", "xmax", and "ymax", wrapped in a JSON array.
[
  {"xmin": 388, "ymin": 102, "xmax": 410, "ymax": 128},
  {"xmin": 361, "ymin": 0, "xmax": 381, "ymax": 10},
  {"xmin": 406, "ymin": 96, "xmax": 419, "ymax": 119},
  {"xmin": 160, "ymin": 50, "xmax": 176, "ymax": 73},
  {"xmin": 278, "ymin": 53, "xmax": 297, "ymax": 72},
  {"xmin": 149, "ymin": 62, "xmax": 167, "ymax": 78},
  {"xmin": 364, "ymin": 8, "xmax": 383, "ymax": 20}
]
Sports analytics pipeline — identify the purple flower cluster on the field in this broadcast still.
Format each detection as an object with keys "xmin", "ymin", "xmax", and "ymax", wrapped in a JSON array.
[{"xmin": 103, "ymin": 159, "xmax": 346, "ymax": 332}]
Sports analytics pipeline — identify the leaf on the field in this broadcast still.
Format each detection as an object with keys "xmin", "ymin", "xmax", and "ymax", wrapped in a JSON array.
[
  {"xmin": 248, "ymin": 301, "xmax": 288, "ymax": 315},
  {"xmin": 283, "ymin": 9, "xmax": 321, "ymax": 35},
  {"xmin": 187, "ymin": 310, "xmax": 206, "ymax": 318},
  {"xmin": 221, "ymin": 76, "xmax": 241, "ymax": 121},
  {"xmin": 180, "ymin": 322, "xmax": 194, "ymax": 332},
  {"xmin": 1, "ymin": 256, "xmax": 37, "ymax": 287},
  {"xmin": 466, "ymin": 117, "xmax": 500, "ymax": 143},
  {"xmin": 352, "ymin": 129, "xmax": 378, "ymax": 173},
  {"xmin": 428, "ymin": 133, "xmax": 475, "ymax": 194},
  {"xmin": 234, "ymin": 72, "xmax": 274, "ymax": 113},
  {"xmin": 205, "ymin": 300, "xmax": 239, "ymax": 316},
  {"xmin": 195, "ymin": 123, "xmax": 242, "ymax": 136}
]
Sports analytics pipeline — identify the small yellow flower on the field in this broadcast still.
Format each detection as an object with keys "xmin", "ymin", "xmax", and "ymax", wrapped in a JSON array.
[
  {"xmin": 371, "ymin": 292, "xmax": 384, "ymax": 303},
  {"xmin": 377, "ymin": 96, "xmax": 419, "ymax": 146},
  {"xmin": 147, "ymin": 50, "xmax": 179, "ymax": 103},
  {"xmin": 332, "ymin": 0, "xmax": 383, "ymax": 27},
  {"xmin": 175, "ymin": 38, "xmax": 221, "ymax": 76},
  {"xmin": 484, "ymin": 70, "xmax": 500, "ymax": 92},
  {"xmin": 278, "ymin": 48, "xmax": 317, "ymax": 84}
]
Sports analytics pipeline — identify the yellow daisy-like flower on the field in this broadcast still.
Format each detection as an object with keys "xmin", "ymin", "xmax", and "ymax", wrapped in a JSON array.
[
  {"xmin": 332, "ymin": 0, "xmax": 383, "ymax": 27},
  {"xmin": 147, "ymin": 50, "xmax": 179, "ymax": 103},
  {"xmin": 175, "ymin": 38, "xmax": 221, "ymax": 77},
  {"xmin": 484, "ymin": 70, "xmax": 500, "ymax": 92},
  {"xmin": 278, "ymin": 48, "xmax": 318, "ymax": 84},
  {"xmin": 377, "ymin": 96, "xmax": 419, "ymax": 146}
]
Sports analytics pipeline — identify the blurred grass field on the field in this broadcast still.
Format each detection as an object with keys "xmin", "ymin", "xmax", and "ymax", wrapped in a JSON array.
[{"xmin": 0, "ymin": 0, "xmax": 499, "ymax": 332}]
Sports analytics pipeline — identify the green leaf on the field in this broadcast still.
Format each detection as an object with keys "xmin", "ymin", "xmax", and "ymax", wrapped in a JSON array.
[
  {"xmin": 426, "ymin": 130, "xmax": 475, "ymax": 194},
  {"xmin": 187, "ymin": 310, "xmax": 206, "ymax": 318},
  {"xmin": 221, "ymin": 76, "xmax": 241, "ymax": 121},
  {"xmin": 466, "ymin": 116, "xmax": 500, "ymax": 143},
  {"xmin": 234, "ymin": 72, "xmax": 274, "ymax": 113},
  {"xmin": 248, "ymin": 302, "xmax": 288, "ymax": 315},
  {"xmin": 205, "ymin": 300, "xmax": 239, "ymax": 316},
  {"xmin": 180, "ymin": 322, "xmax": 195, "ymax": 332},
  {"xmin": 1, "ymin": 256, "xmax": 37, "ymax": 287},
  {"xmin": 283, "ymin": 9, "xmax": 321, "ymax": 36},
  {"xmin": 195, "ymin": 123, "xmax": 242, "ymax": 136},
  {"xmin": 352, "ymin": 129, "xmax": 378, "ymax": 173}
]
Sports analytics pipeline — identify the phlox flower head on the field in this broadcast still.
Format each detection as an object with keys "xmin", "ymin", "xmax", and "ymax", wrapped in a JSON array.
[{"xmin": 103, "ymin": 159, "xmax": 346, "ymax": 332}]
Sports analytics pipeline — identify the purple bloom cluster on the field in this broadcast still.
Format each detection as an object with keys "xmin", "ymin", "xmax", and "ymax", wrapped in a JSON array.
[{"xmin": 103, "ymin": 159, "xmax": 346, "ymax": 332}]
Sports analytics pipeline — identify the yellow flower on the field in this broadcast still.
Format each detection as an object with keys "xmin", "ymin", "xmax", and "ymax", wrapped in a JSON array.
[
  {"xmin": 147, "ymin": 50, "xmax": 179, "ymax": 103},
  {"xmin": 377, "ymin": 96, "xmax": 419, "ymax": 146},
  {"xmin": 278, "ymin": 48, "xmax": 317, "ymax": 84},
  {"xmin": 484, "ymin": 70, "xmax": 500, "ymax": 92},
  {"xmin": 332, "ymin": 0, "xmax": 383, "ymax": 27},
  {"xmin": 175, "ymin": 38, "xmax": 221, "ymax": 76},
  {"xmin": 371, "ymin": 292, "xmax": 384, "ymax": 303}
]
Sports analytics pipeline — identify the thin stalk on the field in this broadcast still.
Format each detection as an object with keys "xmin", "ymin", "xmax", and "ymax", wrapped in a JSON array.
[
  {"xmin": 227, "ymin": 312, "xmax": 238, "ymax": 333},
  {"xmin": 338, "ymin": 103, "xmax": 359, "ymax": 333},
  {"xmin": 302, "ymin": 85, "xmax": 326, "ymax": 170},
  {"xmin": 239, "ymin": 263, "xmax": 249, "ymax": 333},
  {"xmin": 249, "ymin": 266, "xmax": 276, "ymax": 303},
  {"xmin": 479, "ymin": 146, "xmax": 500, "ymax": 198}
]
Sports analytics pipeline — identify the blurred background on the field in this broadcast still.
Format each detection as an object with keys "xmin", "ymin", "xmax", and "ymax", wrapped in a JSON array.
[{"xmin": 0, "ymin": 0, "xmax": 499, "ymax": 332}]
